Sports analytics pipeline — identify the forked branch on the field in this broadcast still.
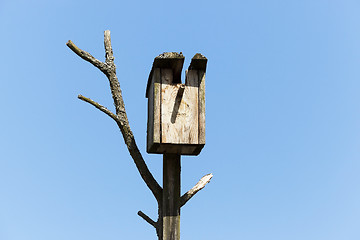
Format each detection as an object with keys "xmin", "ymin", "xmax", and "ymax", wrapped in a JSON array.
[{"xmin": 66, "ymin": 30, "xmax": 162, "ymax": 203}]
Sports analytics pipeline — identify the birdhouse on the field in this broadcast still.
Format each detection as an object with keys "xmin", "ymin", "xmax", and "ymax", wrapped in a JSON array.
[{"xmin": 146, "ymin": 52, "xmax": 207, "ymax": 155}]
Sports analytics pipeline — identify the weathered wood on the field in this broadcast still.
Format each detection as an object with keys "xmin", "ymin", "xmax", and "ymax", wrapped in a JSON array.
[
  {"xmin": 146, "ymin": 53, "xmax": 184, "ymax": 98},
  {"xmin": 189, "ymin": 54, "xmax": 207, "ymax": 145},
  {"xmin": 161, "ymin": 69, "xmax": 198, "ymax": 145},
  {"xmin": 185, "ymin": 70, "xmax": 199, "ymax": 144},
  {"xmin": 146, "ymin": 52, "xmax": 207, "ymax": 155},
  {"xmin": 147, "ymin": 68, "xmax": 161, "ymax": 153},
  {"xmin": 198, "ymin": 70, "xmax": 206, "ymax": 145},
  {"xmin": 188, "ymin": 53, "xmax": 207, "ymax": 71},
  {"xmin": 163, "ymin": 154, "xmax": 181, "ymax": 240},
  {"xmin": 156, "ymin": 144, "xmax": 200, "ymax": 155}
]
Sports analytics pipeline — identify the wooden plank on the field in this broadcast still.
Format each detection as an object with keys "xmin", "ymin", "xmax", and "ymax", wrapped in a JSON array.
[
  {"xmin": 163, "ymin": 154, "xmax": 181, "ymax": 240},
  {"xmin": 184, "ymin": 70, "xmax": 199, "ymax": 144},
  {"xmin": 146, "ymin": 52, "xmax": 184, "ymax": 98},
  {"xmin": 155, "ymin": 144, "xmax": 203, "ymax": 155},
  {"xmin": 161, "ymin": 69, "xmax": 198, "ymax": 145},
  {"xmin": 198, "ymin": 70, "xmax": 206, "ymax": 145},
  {"xmin": 154, "ymin": 52, "xmax": 184, "ymax": 83},
  {"xmin": 153, "ymin": 68, "xmax": 161, "ymax": 144},
  {"xmin": 161, "ymin": 68, "xmax": 177, "ymax": 143},
  {"xmin": 188, "ymin": 53, "xmax": 207, "ymax": 71},
  {"xmin": 147, "ymin": 68, "xmax": 161, "ymax": 153},
  {"xmin": 147, "ymin": 78, "xmax": 154, "ymax": 152}
]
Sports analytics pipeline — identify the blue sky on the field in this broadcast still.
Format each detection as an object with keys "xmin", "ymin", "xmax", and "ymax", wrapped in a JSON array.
[{"xmin": 1, "ymin": 0, "xmax": 360, "ymax": 239}]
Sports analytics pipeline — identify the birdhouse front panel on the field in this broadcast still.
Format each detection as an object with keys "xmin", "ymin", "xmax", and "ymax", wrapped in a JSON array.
[
  {"xmin": 146, "ymin": 53, "xmax": 207, "ymax": 155},
  {"xmin": 161, "ymin": 68, "xmax": 198, "ymax": 145}
]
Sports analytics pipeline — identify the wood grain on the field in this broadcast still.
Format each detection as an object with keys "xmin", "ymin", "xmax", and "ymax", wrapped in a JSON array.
[
  {"xmin": 198, "ymin": 70, "xmax": 206, "ymax": 145},
  {"xmin": 163, "ymin": 154, "xmax": 181, "ymax": 240},
  {"xmin": 147, "ymin": 68, "xmax": 161, "ymax": 152},
  {"xmin": 161, "ymin": 69, "xmax": 198, "ymax": 145}
]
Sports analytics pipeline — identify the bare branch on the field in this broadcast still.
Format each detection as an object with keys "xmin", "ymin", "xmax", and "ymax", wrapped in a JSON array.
[
  {"xmin": 78, "ymin": 94, "xmax": 118, "ymax": 122},
  {"xmin": 100, "ymin": 31, "xmax": 163, "ymax": 203},
  {"xmin": 180, "ymin": 173, "xmax": 213, "ymax": 207},
  {"xmin": 138, "ymin": 211, "xmax": 157, "ymax": 228},
  {"xmin": 66, "ymin": 40, "xmax": 108, "ymax": 73},
  {"xmin": 67, "ymin": 31, "xmax": 163, "ymax": 203}
]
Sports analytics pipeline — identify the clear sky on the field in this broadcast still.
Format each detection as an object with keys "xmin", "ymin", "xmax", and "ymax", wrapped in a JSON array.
[{"xmin": 1, "ymin": 0, "xmax": 360, "ymax": 239}]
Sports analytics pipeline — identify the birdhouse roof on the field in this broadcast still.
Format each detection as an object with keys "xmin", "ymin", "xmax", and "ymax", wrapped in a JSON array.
[{"xmin": 146, "ymin": 53, "xmax": 207, "ymax": 98}]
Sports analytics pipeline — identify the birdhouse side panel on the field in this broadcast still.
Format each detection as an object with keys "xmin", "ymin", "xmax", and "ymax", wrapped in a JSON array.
[
  {"xmin": 161, "ymin": 69, "xmax": 199, "ymax": 145},
  {"xmin": 184, "ymin": 70, "xmax": 199, "ymax": 143},
  {"xmin": 147, "ymin": 68, "xmax": 161, "ymax": 153},
  {"xmin": 198, "ymin": 70, "xmax": 206, "ymax": 145}
]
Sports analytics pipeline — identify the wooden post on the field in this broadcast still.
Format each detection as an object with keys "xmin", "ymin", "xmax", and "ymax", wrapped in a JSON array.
[
  {"xmin": 163, "ymin": 153, "xmax": 181, "ymax": 240},
  {"xmin": 144, "ymin": 52, "xmax": 210, "ymax": 240}
]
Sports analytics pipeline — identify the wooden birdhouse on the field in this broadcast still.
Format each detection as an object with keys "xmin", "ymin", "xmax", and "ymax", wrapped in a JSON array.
[{"xmin": 146, "ymin": 52, "xmax": 207, "ymax": 155}]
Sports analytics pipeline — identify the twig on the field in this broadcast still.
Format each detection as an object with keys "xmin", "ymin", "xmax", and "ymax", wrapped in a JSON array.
[
  {"xmin": 66, "ymin": 40, "xmax": 107, "ymax": 74},
  {"xmin": 138, "ymin": 211, "xmax": 157, "ymax": 228},
  {"xmin": 180, "ymin": 173, "xmax": 213, "ymax": 207},
  {"xmin": 78, "ymin": 95, "xmax": 118, "ymax": 122}
]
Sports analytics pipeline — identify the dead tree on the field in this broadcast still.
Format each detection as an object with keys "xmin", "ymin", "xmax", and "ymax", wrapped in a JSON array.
[{"xmin": 66, "ymin": 30, "xmax": 212, "ymax": 240}]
